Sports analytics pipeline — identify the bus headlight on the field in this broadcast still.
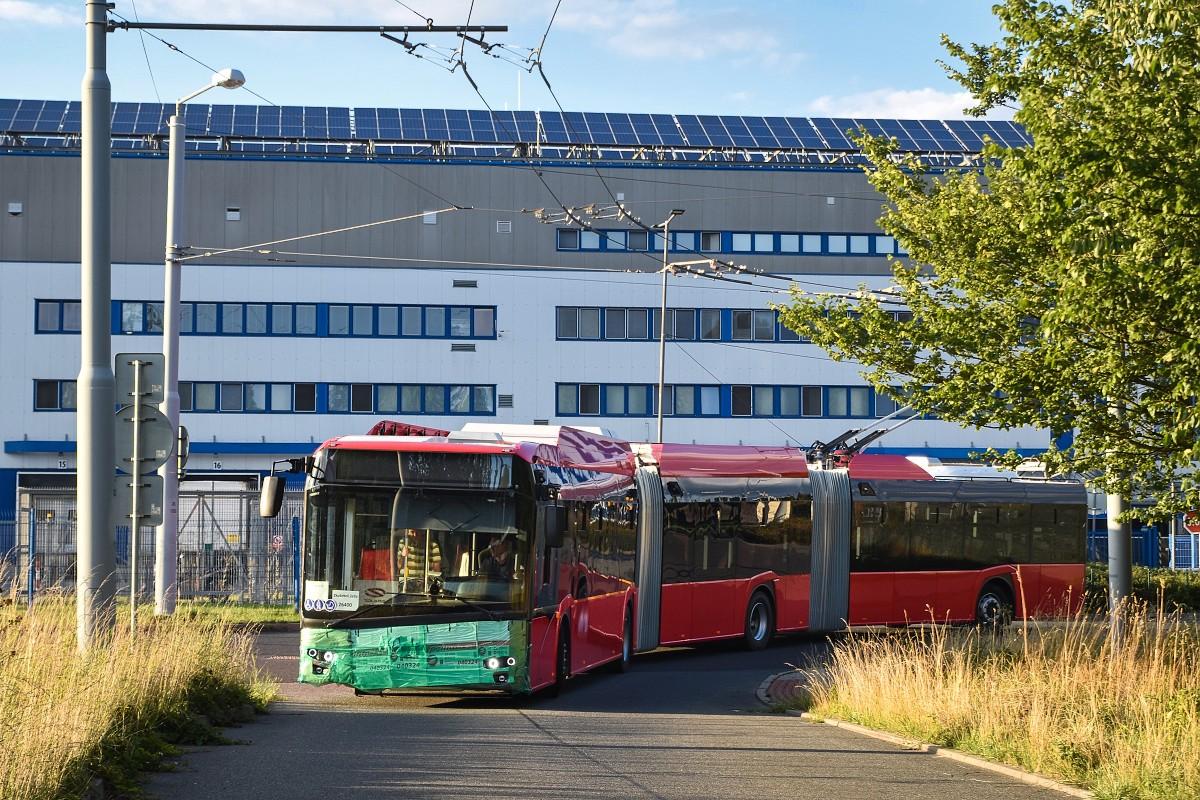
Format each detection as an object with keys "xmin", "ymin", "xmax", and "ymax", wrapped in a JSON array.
[
  {"xmin": 505, "ymin": 657, "xmax": 516, "ymax": 666},
  {"xmin": 485, "ymin": 657, "xmax": 501, "ymax": 670},
  {"xmin": 322, "ymin": 651, "xmax": 337, "ymax": 663}
]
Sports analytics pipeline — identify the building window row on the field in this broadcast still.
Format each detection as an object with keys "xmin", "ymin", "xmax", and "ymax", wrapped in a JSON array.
[
  {"xmin": 33, "ymin": 379, "xmax": 77, "ymax": 410},
  {"xmin": 36, "ymin": 300, "xmax": 497, "ymax": 339},
  {"xmin": 177, "ymin": 381, "xmax": 496, "ymax": 415},
  {"xmin": 556, "ymin": 306, "xmax": 809, "ymax": 343},
  {"xmin": 556, "ymin": 228, "xmax": 907, "ymax": 257},
  {"xmin": 556, "ymin": 383, "xmax": 924, "ymax": 419}
]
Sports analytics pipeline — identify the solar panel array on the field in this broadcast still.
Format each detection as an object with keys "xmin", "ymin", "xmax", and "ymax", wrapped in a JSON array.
[{"xmin": 0, "ymin": 98, "xmax": 1032, "ymax": 153}]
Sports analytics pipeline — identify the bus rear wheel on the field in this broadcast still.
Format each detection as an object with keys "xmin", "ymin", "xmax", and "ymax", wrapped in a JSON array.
[
  {"xmin": 611, "ymin": 607, "xmax": 633, "ymax": 673},
  {"xmin": 975, "ymin": 581, "xmax": 1015, "ymax": 629},
  {"xmin": 743, "ymin": 591, "xmax": 774, "ymax": 651}
]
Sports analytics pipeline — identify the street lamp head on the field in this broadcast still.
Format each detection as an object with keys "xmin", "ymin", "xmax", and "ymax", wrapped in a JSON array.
[
  {"xmin": 670, "ymin": 209, "xmax": 685, "ymax": 218},
  {"xmin": 211, "ymin": 68, "xmax": 246, "ymax": 90}
]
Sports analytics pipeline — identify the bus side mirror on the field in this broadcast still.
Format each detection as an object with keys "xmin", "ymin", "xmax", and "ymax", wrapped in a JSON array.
[
  {"xmin": 259, "ymin": 475, "xmax": 285, "ymax": 518},
  {"xmin": 544, "ymin": 506, "xmax": 566, "ymax": 548}
]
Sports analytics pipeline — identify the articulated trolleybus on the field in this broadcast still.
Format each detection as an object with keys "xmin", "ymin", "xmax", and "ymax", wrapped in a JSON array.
[{"xmin": 259, "ymin": 421, "xmax": 1085, "ymax": 695}]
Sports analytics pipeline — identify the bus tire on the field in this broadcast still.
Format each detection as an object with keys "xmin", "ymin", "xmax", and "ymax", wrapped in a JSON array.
[
  {"xmin": 611, "ymin": 607, "xmax": 633, "ymax": 673},
  {"xmin": 552, "ymin": 621, "xmax": 571, "ymax": 696},
  {"xmin": 975, "ymin": 581, "xmax": 1015, "ymax": 629},
  {"xmin": 743, "ymin": 590, "xmax": 774, "ymax": 651}
]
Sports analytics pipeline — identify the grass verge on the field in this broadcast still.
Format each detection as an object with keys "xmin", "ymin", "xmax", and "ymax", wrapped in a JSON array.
[
  {"xmin": 799, "ymin": 605, "xmax": 1200, "ymax": 799},
  {"xmin": 0, "ymin": 599, "xmax": 278, "ymax": 800}
]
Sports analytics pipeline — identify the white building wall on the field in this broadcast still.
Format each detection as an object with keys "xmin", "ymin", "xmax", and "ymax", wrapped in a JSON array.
[{"xmin": 1, "ymin": 259, "xmax": 1049, "ymax": 481}]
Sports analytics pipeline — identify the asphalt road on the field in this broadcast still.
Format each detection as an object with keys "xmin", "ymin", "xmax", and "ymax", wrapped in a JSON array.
[{"xmin": 145, "ymin": 631, "xmax": 1069, "ymax": 800}]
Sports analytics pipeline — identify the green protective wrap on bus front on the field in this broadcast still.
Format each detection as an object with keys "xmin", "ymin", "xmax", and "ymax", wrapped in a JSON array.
[{"xmin": 298, "ymin": 619, "xmax": 530, "ymax": 693}]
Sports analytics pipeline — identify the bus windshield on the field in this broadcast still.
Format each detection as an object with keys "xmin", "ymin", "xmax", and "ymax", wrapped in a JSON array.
[{"xmin": 303, "ymin": 486, "xmax": 531, "ymax": 617}]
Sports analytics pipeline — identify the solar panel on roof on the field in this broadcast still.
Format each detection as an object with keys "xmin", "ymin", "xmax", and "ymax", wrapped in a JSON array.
[
  {"xmin": 467, "ymin": 110, "xmax": 498, "ymax": 142},
  {"xmin": 513, "ymin": 111, "xmax": 538, "ymax": 141},
  {"xmin": 649, "ymin": 114, "xmax": 683, "ymax": 145},
  {"xmin": 376, "ymin": 108, "xmax": 401, "ymax": 138},
  {"xmin": 422, "ymin": 109, "xmax": 448, "ymax": 140},
  {"xmin": 583, "ymin": 112, "xmax": 616, "ymax": 145},
  {"xmin": 61, "ymin": 102, "xmax": 81, "ymax": 133},
  {"xmin": 697, "ymin": 115, "xmax": 733, "ymax": 146},
  {"xmin": 944, "ymin": 119, "xmax": 984, "ymax": 151},
  {"xmin": 742, "ymin": 117, "xmax": 779, "ymax": 149},
  {"xmin": 395, "ymin": 109, "xmax": 420, "ymax": 139},
  {"xmin": 561, "ymin": 112, "xmax": 590, "ymax": 143},
  {"xmin": 536, "ymin": 111, "xmax": 567, "ymax": 143},
  {"xmin": 303, "ymin": 107, "xmax": 328, "ymax": 139},
  {"xmin": 875, "ymin": 119, "xmax": 918, "ymax": 150},
  {"xmin": 896, "ymin": 120, "xmax": 939, "ymax": 151},
  {"xmin": 230, "ymin": 105, "xmax": 256, "ymax": 136},
  {"xmin": 763, "ymin": 118, "xmax": 800, "ymax": 147},
  {"xmin": 784, "ymin": 118, "xmax": 827, "ymax": 149},
  {"xmin": 719, "ymin": 116, "xmax": 756, "ymax": 147},
  {"xmin": 675, "ymin": 115, "xmax": 710, "ymax": 147},
  {"xmin": 32, "ymin": 100, "xmax": 67, "ymax": 133},
  {"xmin": 627, "ymin": 113, "xmax": 661, "ymax": 146},
  {"xmin": 810, "ymin": 117, "xmax": 853, "ymax": 149},
  {"xmin": 111, "ymin": 102, "xmax": 138, "ymax": 134},
  {"xmin": 446, "ymin": 109, "xmax": 473, "ymax": 142},
  {"xmin": 922, "ymin": 120, "xmax": 966, "ymax": 152},
  {"xmin": 327, "ymin": 107, "xmax": 351, "ymax": 138},
  {"xmin": 607, "ymin": 113, "xmax": 639, "ymax": 145},
  {"xmin": 255, "ymin": 106, "xmax": 281, "ymax": 138},
  {"xmin": 352, "ymin": 107, "xmax": 378, "ymax": 139},
  {"xmin": 986, "ymin": 120, "xmax": 1031, "ymax": 148},
  {"xmin": 0, "ymin": 99, "xmax": 19, "ymax": 131}
]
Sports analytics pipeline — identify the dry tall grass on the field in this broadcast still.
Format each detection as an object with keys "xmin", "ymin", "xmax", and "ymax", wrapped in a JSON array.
[
  {"xmin": 808, "ymin": 605, "xmax": 1200, "ymax": 800},
  {"xmin": 0, "ymin": 597, "xmax": 276, "ymax": 800}
]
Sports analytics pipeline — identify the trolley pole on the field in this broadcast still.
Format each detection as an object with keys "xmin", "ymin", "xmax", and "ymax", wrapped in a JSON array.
[{"xmin": 77, "ymin": 0, "xmax": 117, "ymax": 651}]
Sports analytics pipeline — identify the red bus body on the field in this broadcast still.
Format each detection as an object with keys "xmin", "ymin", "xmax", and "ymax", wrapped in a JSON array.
[{"xmin": 291, "ymin": 424, "xmax": 1086, "ymax": 694}]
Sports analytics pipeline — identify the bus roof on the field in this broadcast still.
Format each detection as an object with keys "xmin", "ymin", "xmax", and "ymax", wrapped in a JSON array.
[{"xmin": 320, "ymin": 423, "xmax": 635, "ymax": 475}]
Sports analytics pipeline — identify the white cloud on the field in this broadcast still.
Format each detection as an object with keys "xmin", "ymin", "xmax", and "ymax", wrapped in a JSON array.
[
  {"xmin": 0, "ymin": 1, "xmax": 72, "ymax": 24},
  {"xmin": 805, "ymin": 88, "xmax": 1013, "ymax": 120},
  {"xmin": 557, "ymin": 0, "xmax": 803, "ymax": 67}
]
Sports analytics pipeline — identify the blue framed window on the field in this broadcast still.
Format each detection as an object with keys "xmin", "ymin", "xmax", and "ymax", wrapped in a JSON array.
[
  {"xmin": 33, "ymin": 300, "xmax": 496, "ymax": 339},
  {"xmin": 558, "ymin": 229, "xmax": 905, "ymax": 256},
  {"xmin": 553, "ymin": 382, "xmax": 900, "ymax": 420},
  {"xmin": 176, "ymin": 381, "xmax": 496, "ymax": 415},
  {"xmin": 35, "ymin": 300, "xmax": 81, "ymax": 333},
  {"xmin": 558, "ymin": 306, "xmax": 811, "ymax": 344},
  {"xmin": 33, "ymin": 379, "xmax": 76, "ymax": 411}
]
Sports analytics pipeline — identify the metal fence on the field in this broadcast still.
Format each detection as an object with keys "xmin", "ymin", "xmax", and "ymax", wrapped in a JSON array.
[{"xmin": 7, "ymin": 488, "xmax": 303, "ymax": 606}]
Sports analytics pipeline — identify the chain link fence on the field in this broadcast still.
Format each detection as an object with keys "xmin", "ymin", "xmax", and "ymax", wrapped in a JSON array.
[{"xmin": 7, "ymin": 488, "xmax": 303, "ymax": 606}]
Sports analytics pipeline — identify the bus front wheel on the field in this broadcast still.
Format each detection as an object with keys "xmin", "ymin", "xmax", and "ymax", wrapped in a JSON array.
[
  {"xmin": 975, "ymin": 581, "xmax": 1015, "ymax": 629},
  {"xmin": 743, "ymin": 591, "xmax": 774, "ymax": 651}
]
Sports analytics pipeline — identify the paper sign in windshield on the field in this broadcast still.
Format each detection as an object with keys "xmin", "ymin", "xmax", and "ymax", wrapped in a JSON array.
[{"xmin": 331, "ymin": 590, "xmax": 360, "ymax": 611}]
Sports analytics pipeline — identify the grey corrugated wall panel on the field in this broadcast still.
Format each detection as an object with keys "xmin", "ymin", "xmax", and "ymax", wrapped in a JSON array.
[
  {"xmin": 809, "ymin": 467, "xmax": 851, "ymax": 632},
  {"xmin": 633, "ymin": 464, "xmax": 664, "ymax": 652}
]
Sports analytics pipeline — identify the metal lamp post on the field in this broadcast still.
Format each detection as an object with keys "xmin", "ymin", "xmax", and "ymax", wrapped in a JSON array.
[
  {"xmin": 655, "ymin": 209, "xmax": 685, "ymax": 444},
  {"xmin": 156, "ymin": 68, "xmax": 245, "ymax": 616}
]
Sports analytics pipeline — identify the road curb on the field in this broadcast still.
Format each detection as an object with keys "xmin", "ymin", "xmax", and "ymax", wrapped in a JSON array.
[{"xmin": 759, "ymin": 670, "xmax": 1092, "ymax": 799}]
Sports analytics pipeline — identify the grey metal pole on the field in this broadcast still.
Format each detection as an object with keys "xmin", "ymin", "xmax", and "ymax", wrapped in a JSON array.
[
  {"xmin": 77, "ymin": 0, "xmax": 116, "ymax": 651},
  {"xmin": 655, "ymin": 212, "xmax": 682, "ymax": 443},
  {"xmin": 1107, "ymin": 489, "xmax": 1131, "ymax": 643},
  {"xmin": 130, "ymin": 360, "xmax": 144, "ymax": 635},
  {"xmin": 155, "ymin": 113, "xmax": 185, "ymax": 616},
  {"xmin": 655, "ymin": 223, "xmax": 669, "ymax": 444}
]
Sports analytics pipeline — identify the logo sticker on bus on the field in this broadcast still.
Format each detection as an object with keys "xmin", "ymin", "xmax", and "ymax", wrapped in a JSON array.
[{"xmin": 304, "ymin": 598, "xmax": 337, "ymax": 612}]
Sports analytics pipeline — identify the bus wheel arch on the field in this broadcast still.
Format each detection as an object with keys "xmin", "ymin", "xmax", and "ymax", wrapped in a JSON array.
[
  {"xmin": 743, "ymin": 588, "xmax": 775, "ymax": 650},
  {"xmin": 975, "ymin": 579, "xmax": 1015, "ymax": 628}
]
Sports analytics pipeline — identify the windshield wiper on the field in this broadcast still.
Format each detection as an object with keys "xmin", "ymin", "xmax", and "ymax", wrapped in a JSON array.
[
  {"xmin": 438, "ymin": 586, "xmax": 501, "ymax": 621},
  {"xmin": 327, "ymin": 591, "xmax": 430, "ymax": 628}
]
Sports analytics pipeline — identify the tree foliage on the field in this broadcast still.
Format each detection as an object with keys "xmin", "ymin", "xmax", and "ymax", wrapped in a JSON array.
[{"xmin": 779, "ymin": 0, "xmax": 1200, "ymax": 517}]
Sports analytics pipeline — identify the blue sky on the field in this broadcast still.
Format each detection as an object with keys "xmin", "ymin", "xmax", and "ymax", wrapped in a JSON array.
[{"xmin": 0, "ymin": 1, "xmax": 1011, "ymax": 119}]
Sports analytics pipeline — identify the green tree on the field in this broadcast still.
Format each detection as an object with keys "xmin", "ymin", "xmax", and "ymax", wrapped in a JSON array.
[{"xmin": 780, "ymin": 0, "xmax": 1200, "ymax": 521}]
